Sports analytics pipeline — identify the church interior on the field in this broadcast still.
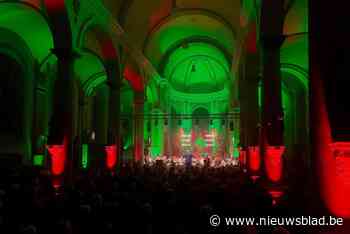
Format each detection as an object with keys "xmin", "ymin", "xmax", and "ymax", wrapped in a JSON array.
[{"xmin": 0, "ymin": 0, "xmax": 349, "ymax": 233}]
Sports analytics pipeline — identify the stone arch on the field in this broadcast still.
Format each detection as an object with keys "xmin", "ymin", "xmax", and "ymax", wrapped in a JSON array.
[
  {"xmin": 73, "ymin": 49, "xmax": 109, "ymax": 145},
  {"xmin": 0, "ymin": 28, "xmax": 36, "ymax": 164}
]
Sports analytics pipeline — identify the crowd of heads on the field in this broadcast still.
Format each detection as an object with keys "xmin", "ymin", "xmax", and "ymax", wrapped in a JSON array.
[{"xmin": 0, "ymin": 159, "xmax": 335, "ymax": 234}]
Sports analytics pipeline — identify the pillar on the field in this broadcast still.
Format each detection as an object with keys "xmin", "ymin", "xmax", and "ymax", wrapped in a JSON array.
[
  {"xmin": 95, "ymin": 85, "xmax": 109, "ymax": 145},
  {"xmin": 260, "ymin": 0, "xmax": 286, "ymax": 183},
  {"xmin": 134, "ymin": 92, "xmax": 144, "ymax": 162},
  {"xmin": 32, "ymin": 72, "xmax": 49, "ymax": 167},
  {"xmin": 44, "ymin": 0, "xmax": 75, "ymax": 182},
  {"xmin": 105, "ymin": 61, "xmax": 121, "ymax": 166},
  {"xmin": 240, "ymin": 52, "xmax": 261, "ymax": 175},
  {"xmin": 48, "ymin": 48, "xmax": 77, "ymax": 180},
  {"xmin": 310, "ymin": 0, "xmax": 350, "ymax": 218}
]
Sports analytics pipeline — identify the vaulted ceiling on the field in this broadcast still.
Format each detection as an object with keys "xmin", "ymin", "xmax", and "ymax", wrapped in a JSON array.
[{"xmin": 102, "ymin": 0, "xmax": 241, "ymax": 52}]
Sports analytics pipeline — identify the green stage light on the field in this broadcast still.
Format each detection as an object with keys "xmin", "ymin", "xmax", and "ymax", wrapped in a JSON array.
[
  {"xmin": 82, "ymin": 144, "xmax": 88, "ymax": 169},
  {"xmin": 33, "ymin": 154, "xmax": 44, "ymax": 166}
]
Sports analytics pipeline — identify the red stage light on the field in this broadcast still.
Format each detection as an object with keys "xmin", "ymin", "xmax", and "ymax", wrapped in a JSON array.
[
  {"xmin": 248, "ymin": 146, "xmax": 260, "ymax": 172},
  {"xmin": 328, "ymin": 142, "xmax": 350, "ymax": 218},
  {"xmin": 47, "ymin": 145, "xmax": 66, "ymax": 176},
  {"xmin": 105, "ymin": 145, "xmax": 117, "ymax": 170},
  {"xmin": 265, "ymin": 146, "xmax": 285, "ymax": 183},
  {"xmin": 250, "ymin": 175, "xmax": 260, "ymax": 182},
  {"xmin": 268, "ymin": 190, "xmax": 284, "ymax": 206},
  {"xmin": 239, "ymin": 148, "xmax": 247, "ymax": 167}
]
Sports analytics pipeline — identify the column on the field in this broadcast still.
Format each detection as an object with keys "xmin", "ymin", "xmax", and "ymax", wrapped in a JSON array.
[
  {"xmin": 134, "ymin": 92, "xmax": 145, "ymax": 162},
  {"xmin": 310, "ymin": 0, "xmax": 350, "ymax": 218},
  {"xmin": 95, "ymin": 85, "xmax": 109, "ymax": 145},
  {"xmin": 48, "ymin": 48, "xmax": 77, "ymax": 180},
  {"xmin": 260, "ymin": 0, "xmax": 286, "ymax": 183},
  {"xmin": 240, "ymin": 53, "xmax": 261, "ymax": 175},
  {"xmin": 105, "ymin": 61, "xmax": 121, "ymax": 167}
]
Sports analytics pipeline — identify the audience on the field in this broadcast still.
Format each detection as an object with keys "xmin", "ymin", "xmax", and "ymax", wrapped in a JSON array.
[{"xmin": 0, "ymin": 160, "xmax": 318, "ymax": 234}]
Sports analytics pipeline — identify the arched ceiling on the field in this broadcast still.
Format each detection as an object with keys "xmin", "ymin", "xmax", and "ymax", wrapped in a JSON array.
[
  {"xmin": 102, "ymin": 0, "xmax": 239, "ymax": 77},
  {"xmin": 102, "ymin": 0, "xmax": 240, "ymax": 50},
  {"xmin": 0, "ymin": 2, "xmax": 54, "ymax": 63},
  {"xmin": 87, "ymin": 0, "xmax": 308, "ymax": 97},
  {"xmin": 73, "ymin": 51, "xmax": 107, "ymax": 96},
  {"xmin": 144, "ymin": 11, "xmax": 235, "ymax": 68}
]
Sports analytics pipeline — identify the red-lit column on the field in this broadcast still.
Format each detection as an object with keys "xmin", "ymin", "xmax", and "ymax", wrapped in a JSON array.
[
  {"xmin": 134, "ymin": 92, "xmax": 144, "ymax": 162},
  {"xmin": 239, "ymin": 25, "xmax": 261, "ymax": 175},
  {"xmin": 260, "ymin": 0, "xmax": 286, "ymax": 183},
  {"xmin": 243, "ymin": 54, "xmax": 261, "ymax": 177},
  {"xmin": 105, "ymin": 61, "xmax": 121, "ymax": 166},
  {"xmin": 44, "ymin": 0, "xmax": 75, "ymax": 181},
  {"xmin": 47, "ymin": 49, "xmax": 77, "ymax": 180},
  {"xmin": 310, "ymin": 0, "xmax": 350, "ymax": 218},
  {"xmin": 238, "ymin": 147, "xmax": 247, "ymax": 170}
]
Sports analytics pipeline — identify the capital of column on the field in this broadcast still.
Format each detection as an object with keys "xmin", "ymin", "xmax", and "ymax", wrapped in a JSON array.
[
  {"xmin": 260, "ymin": 34, "xmax": 286, "ymax": 50},
  {"xmin": 51, "ymin": 48, "xmax": 79, "ymax": 61},
  {"xmin": 106, "ymin": 80, "xmax": 122, "ymax": 91}
]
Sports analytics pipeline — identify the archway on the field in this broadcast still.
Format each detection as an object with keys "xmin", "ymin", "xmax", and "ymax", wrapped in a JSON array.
[
  {"xmin": 0, "ymin": 54, "xmax": 23, "ymax": 136},
  {"xmin": 0, "ymin": 53, "xmax": 28, "ymax": 167},
  {"xmin": 0, "ymin": 27, "xmax": 36, "ymax": 164}
]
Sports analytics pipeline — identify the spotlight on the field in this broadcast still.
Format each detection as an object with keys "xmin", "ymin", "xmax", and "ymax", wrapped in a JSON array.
[{"xmin": 90, "ymin": 131, "xmax": 95, "ymax": 141}]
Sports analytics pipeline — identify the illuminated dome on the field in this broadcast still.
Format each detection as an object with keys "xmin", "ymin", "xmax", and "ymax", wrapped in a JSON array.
[{"xmin": 163, "ymin": 42, "xmax": 230, "ymax": 93}]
